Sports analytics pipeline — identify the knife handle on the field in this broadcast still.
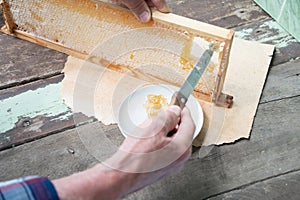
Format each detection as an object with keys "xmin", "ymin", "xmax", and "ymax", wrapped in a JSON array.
[{"xmin": 170, "ymin": 91, "xmax": 187, "ymax": 109}]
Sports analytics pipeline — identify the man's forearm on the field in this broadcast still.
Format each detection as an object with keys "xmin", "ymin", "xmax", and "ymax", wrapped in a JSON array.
[{"xmin": 53, "ymin": 164, "xmax": 136, "ymax": 200}]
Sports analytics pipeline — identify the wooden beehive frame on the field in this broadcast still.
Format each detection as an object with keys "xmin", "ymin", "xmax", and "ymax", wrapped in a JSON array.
[{"xmin": 1, "ymin": 0, "xmax": 234, "ymax": 108}]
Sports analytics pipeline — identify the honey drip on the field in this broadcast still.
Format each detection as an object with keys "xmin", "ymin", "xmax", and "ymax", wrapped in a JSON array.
[
  {"xmin": 130, "ymin": 54, "xmax": 134, "ymax": 60},
  {"xmin": 144, "ymin": 94, "xmax": 168, "ymax": 117},
  {"xmin": 180, "ymin": 34, "xmax": 196, "ymax": 71}
]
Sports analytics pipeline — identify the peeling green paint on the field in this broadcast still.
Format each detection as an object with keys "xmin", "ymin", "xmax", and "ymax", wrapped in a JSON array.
[
  {"xmin": 0, "ymin": 82, "xmax": 72, "ymax": 134},
  {"xmin": 258, "ymin": 20, "xmax": 298, "ymax": 48},
  {"xmin": 235, "ymin": 20, "xmax": 298, "ymax": 48},
  {"xmin": 234, "ymin": 27, "xmax": 254, "ymax": 40},
  {"xmin": 254, "ymin": 0, "xmax": 300, "ymax": 42}
]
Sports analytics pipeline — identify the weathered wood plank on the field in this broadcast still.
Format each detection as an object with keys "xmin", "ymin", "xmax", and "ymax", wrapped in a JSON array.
[
  {"xmin": 260, "ymin": 59, "xmax": 300, "ymax": 103},
  {"xmin": 234, "ymin": 19, "xmax": 300, "ymax": 66},
  {"xmin": 209, "ymin": 170, "xmax": 300, "ymax": 200},
  {"xmin": 0, "ymin": 75, "xmax": 92, "ymax": 150},
  {"xmin": 0, "ymin": 47, "xmax": 297, "ymax": 150},
  {"xmin": 166, "ymin": 0, "xmax": 269, "ymax": 29},
  {"xmin": 0, "ymin": 126, "xmax": 98, "ymax": 181},
  {"xmin": 0, "ymin": 96, "xmax": 299, "ymax": 199},
  {"xmin": 0, "ymin": 0, "xmax": 296, "ymax": 94},
  {"xmin": 0, "ymin": 11, "xmax": 67, "ymax": 89},
  {"xmin": 0, "ymin": 1, "xmax": 298, "ymax": 199},
  {"xmin": 0, "ymin": 121, "xmax": 122, "ymax": 180},
  {"xmin": 126, "ymin": 96, "xmax": 300, "ymax": 199}
]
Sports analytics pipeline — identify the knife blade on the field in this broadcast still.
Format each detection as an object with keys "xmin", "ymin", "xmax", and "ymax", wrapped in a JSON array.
[{"xmin": 170, "ymin": 44, "xmax": 214, "ymax": 109}]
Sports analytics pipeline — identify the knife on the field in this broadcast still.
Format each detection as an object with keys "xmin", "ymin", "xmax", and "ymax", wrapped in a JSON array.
[{"xmin": 170, "ymin": 44, "xmax": 214, "ymax": 109}]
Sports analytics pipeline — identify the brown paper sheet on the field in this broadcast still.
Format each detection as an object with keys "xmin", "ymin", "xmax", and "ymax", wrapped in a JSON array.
[
  {"xmin": 61, "ymin": 38, "xmax": 274, "ymax": 146},
  {"xmin": 196, "ymin": 38, "xmax": 274, "ymax": 145}
]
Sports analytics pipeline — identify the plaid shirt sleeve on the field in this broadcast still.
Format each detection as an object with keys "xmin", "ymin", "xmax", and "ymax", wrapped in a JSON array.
[{"xmin": 0, "ymin": 176, "xmax": 59, "ymax": 200}]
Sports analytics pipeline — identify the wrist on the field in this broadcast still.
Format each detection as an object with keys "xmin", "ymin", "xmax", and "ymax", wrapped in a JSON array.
[{"xmin": 92, "ymin": 163, "xmax": 139, "ymax": 199}]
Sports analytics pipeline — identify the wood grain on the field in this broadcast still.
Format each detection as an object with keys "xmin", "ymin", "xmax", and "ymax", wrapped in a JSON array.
[
  {"xmin": 0, "ymin": 46, "xmax": 296, "ymax": 151},
  {"xmin": 0, "ymin": 14, "xmax": 67, "ymax": 90},
  {"xmin": 0, "ymin": 121, "xmax": 122, "ymax": 180},
  {"xmin": 0, "ymin": 1, "xmax": 299, "ymax": 198},
  {"xmin": 0, "ymin": 126, "xmax": 99, "ymax": 181},
  {"xmin": 0, "ymin": 96, "xmax": 299, "ymax": 199},
  {"xmin": 166, "ymin": 0, "xmax": 269, "ymax": 29},
  {"xmin": 210, "ymin": 170, "xmax": 300, "ymax": 200},
  {"xmin": 261, "ymin": 59, "xmax": 300, "ymax": 103},
  {"xmin": 234, "ymin": 19, "xmax": 300, "ymax": 66},
  {"xmin": 0, "ymin": 75, "xmax": 92, "ymax": 151}
]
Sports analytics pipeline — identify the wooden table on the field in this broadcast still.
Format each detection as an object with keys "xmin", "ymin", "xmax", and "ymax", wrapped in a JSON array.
[{"xmin": 0, "ymin": 0, "xmax": 299, "ymax": 199}]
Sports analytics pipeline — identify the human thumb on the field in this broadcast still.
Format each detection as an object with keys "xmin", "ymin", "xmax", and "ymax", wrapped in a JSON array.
[{"xmin": 121, "ymin": 0, "xmax": 151, "ymax": 22}]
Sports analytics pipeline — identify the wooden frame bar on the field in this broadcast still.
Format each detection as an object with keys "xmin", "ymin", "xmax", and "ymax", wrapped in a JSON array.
[{"xmin": 1, "ymin": 0, "xmax": 234, "ymax": 107}]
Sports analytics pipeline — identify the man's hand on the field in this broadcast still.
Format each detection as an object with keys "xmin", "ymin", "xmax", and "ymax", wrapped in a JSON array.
[
  {"xmin": 106, "ymin": 105, "xmax": 196, "ymax": 197},
  {"xmin": 119, "ymin": 0, "xmax": 170, "ymax": 22}
]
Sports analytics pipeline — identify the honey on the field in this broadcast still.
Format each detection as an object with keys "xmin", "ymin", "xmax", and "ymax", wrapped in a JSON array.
[
  {"xmin": 180, "ymin": 34, "xmax": 196, "ymax": 70},
  {"xmin": 129, "ymin": 54, "xmax": 134, "ymax": 60},
  {"xmin": 144, "ymin": 94, "xmax": 168, "ymax": 117}
]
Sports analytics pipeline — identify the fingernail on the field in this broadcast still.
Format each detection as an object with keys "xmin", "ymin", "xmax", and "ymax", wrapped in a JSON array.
[
  {"xmin": 139, "ymin": 11, "xmax": 150, "ymax": 22},
  {"xmin": 168, "ymin": 105, "xmax": 181, "ymax": 117}
]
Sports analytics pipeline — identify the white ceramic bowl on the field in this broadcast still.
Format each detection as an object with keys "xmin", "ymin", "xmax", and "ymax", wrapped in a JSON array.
[{"xmin": 118, "ymin": 84, "xmax": 203, "ymax": 139}]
